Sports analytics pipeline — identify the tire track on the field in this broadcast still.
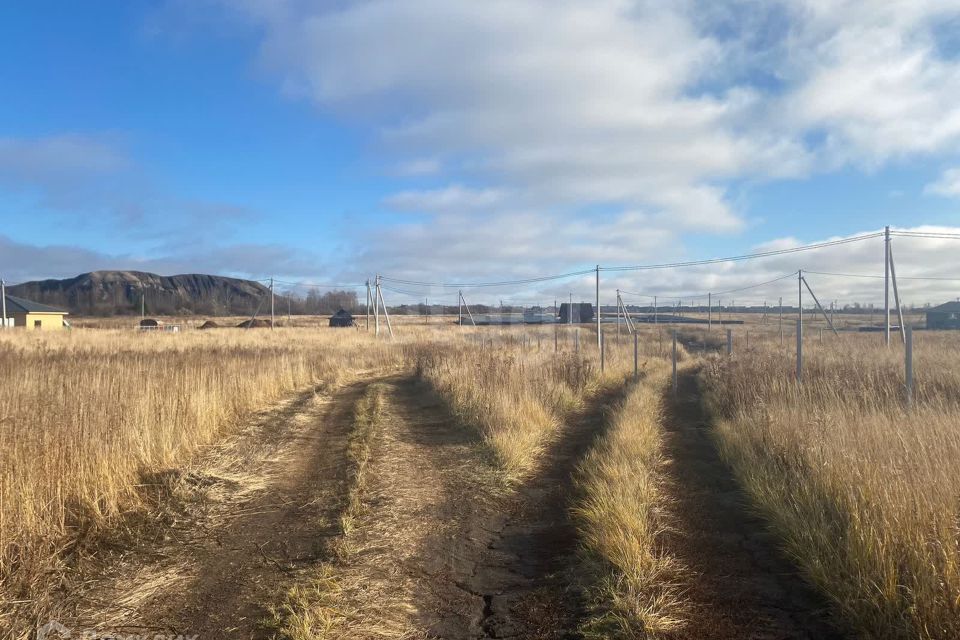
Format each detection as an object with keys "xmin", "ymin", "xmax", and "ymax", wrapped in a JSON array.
[
  {"xmin": 54, "ymin": 379, "xmax": 375, "ymax": 640},
  {"xmin": 660, "ymin": 369, "xmax": 844, "ymax": 639}
]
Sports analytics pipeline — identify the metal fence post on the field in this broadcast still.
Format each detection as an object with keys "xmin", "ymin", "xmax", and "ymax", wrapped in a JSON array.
[
  {"xmin": 905, "ymin": 325, "xmax": 913, "ymax": 409},
  {"xmin": 633, "ymin": 332, "xmax": 639, "ymax": 382},
  {"xmin": 726, "ymin": 329, "xmax": 732, "ymax": 355},
  {"xmin": 796, "ymin": 319, "xmax": 803, "ymax": 384},
  {"xmin": 672, "ymin": 330, "xmax": 678, "ymax": 395}
]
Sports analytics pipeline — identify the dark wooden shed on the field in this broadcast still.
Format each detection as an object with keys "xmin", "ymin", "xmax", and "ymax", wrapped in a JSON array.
[
  {"xmin": 558, "ymin": 302, "xmax": 594, "ymax": 324},
  {"xmin": 329, "ymin": 309, "xmax": 355, "ymax": 328},
  {"xmin": 927, "ymin": 301, "xmax": 960, "ymax": 330}
]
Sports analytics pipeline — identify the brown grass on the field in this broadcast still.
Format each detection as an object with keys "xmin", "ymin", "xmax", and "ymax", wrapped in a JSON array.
[
  {"xmin": 574, "ymin": 358, "xmax": 687, "ymax": 638},
  {"xmin": 0, "ymin": 328, "xmax": 401, "ymax": 627},
  {"xmin": 700, "ymin": 330, "xmax": 960, "ymax": 639}
]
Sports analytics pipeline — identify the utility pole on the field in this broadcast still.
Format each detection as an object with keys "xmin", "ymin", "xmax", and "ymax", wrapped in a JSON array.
[
  {"xmin": 141, "ymin": 288, "xmax": 145, "ymax": 320},
  {"xmin": 1, "ymin": 278, "xmax": 6, "ymax": 329},
  {"xmin": 708, "ymin": 292, "xmax": 712, "ymax": 331},
  {"xmin": 375, "ymin": 275, "xmax": 381, "ymax": 336},
  {"xmin": 798, "ymin": 269, "xmax": 803, "ymax": 340},
  {"xmin": 569, "ymin": 292, "xmax": 572, "ymax": 325},
  {"xmin": 365, "ymin": 280, "xmax": 371, "ymax": 331},
  {"xmin": 779, "ymin": 296, "xmax": 783, "ymax": 346},
  {"xmin": 884, "ymin": 225, "xmax": 891, "ymax": 346},
  {"xmin": 595, "ymin": 265, "xmax": 601, "ymax": 350},
  {"xmin": 654, "ymin": 295, "xmax": 657, "ymax": 325},
  {"xmin": 270, "ymin": 277, "xmax": 275, "ymax": 329}
]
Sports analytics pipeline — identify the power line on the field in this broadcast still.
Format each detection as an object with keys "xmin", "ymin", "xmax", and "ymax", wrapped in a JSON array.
[
  {"xmin": 379, "ymin": 232, "xmax": 884, "ymax": 289},
  {"xmin": 620, "ymin": 271, "xmax": 798, "ymax": 302},
  {"xmin": 805, "ymin": 270, "xmax": 960, "ymax": 281},
  {"xmin": 891, "ymin": 231, "xmax": 960, "ymax": 240},
  {"xmin": 272, "ymin": 279, "xmax": 366, "ymax": 289},
  {"xmin": 601, "ymin": 232, "xmax": 884, "ymax": 272},
  {"xmin": 380, "ymin": 268, "xmax": 596, "ymax": 289}
]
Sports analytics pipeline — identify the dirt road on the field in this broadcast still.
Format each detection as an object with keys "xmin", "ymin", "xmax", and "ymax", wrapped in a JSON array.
[
  {"xmin": 310, "ymin": 378, "xmax": 622, "ymax": 639},
  {"xmin": 54, "ymin": 379, "xmax": 372, "ymax": 639},
  {"xmin": 660, "ymin": 370, "xmax": 844, "ymax": 639}
]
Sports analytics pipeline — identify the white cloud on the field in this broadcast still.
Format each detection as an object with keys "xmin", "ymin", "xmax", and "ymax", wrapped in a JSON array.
[
  {"xmin": 223, "ymin": 0, "xmax": 799, "ymax": 229},
  {"xmin": 384, "ymin": 185, "xmax": 505, "ymax": 213},
  {"xmin": 924, "ymin": 167, "xmax": 960, "ymax": 197},
  {"xmin": 173, "ymin": 0, "xmax": 960, "ymax": 292}
]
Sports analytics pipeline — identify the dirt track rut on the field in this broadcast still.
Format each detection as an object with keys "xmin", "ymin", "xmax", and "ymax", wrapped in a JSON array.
[
  {"xmin": 56, "ymin": 379, "xmax": 371, "ymax": 639},
  {"xmin": 661, "ymin": 370, "xmax": 844, "ymax": 640}
]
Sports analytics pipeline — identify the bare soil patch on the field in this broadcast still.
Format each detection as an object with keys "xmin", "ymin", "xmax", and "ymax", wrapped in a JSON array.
[
  {"xmin": 660, "ymin": 370, "xmax": 845, "ymax": 639},
  {"xmin": 45, "ymin": 379, "xmax": 374, "ymax": 639}
]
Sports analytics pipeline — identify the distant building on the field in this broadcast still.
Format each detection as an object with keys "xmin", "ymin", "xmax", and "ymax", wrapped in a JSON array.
[
  {"xmin": 329, "ymin": 309, "xmax": 355, "ymax": 328},
  {"xmin": 558, "ymin": 302, "xmax": 594, "ymax": 324},
  {"xmin": 926, "ymin": 301, "xmax": 960, "ymax": 330},
  {"xmin": 2, "ymin": 295, "xmax": 68, "ymax": 330}
]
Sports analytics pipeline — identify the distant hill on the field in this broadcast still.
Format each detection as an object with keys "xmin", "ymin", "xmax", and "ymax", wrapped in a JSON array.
[{"xmin": 9, "ymin": 271, "xmax": 272, "ymax": 316}]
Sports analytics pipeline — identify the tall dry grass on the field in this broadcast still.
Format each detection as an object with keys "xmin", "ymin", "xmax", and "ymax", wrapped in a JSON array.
[
  {"xmin": 412, "ymin": 325, "xmax": 668, "ymax": 481},
  {"xmin": 701, "ymin": 331, "xmax": 960, "ymax": 639},
  {"xmin": 0, "ymin": 327, "xmax": 401, "ymax": 622},
  {"xmin": 574, "ymin": 358, "xmax": 687, "ymax": 638}
]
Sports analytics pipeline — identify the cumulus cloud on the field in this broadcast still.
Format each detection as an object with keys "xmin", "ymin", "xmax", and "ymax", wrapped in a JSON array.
[
  {"xmin": 223, "ymin": 0, "xmax": 804, "ymax": 229},
  {"xmin": 186, "ymin": 0, "xmax": 960, "ymax": 284}
]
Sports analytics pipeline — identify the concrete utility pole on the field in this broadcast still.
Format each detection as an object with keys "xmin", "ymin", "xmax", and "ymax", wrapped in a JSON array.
[
  {"xmin": 798, "ymin": 269, "xmax": 803, "ymax": 339},
  {"xmin": 884, "ymin": 225, "xmax": 891, "ymax": 346},
  {"xmin": 708, "ymin": 292, "xmax": 712, "ymax": 331},
  {"xmin": 458, "ymin": 289, "xmax": 463, "ymax": 326},
  {"xmin": 375, "ymin": 275, "xmax": 381, "ymax": 336},
  {"xmin": 569, "ymin": 293, "xmax": 572, "ymax": 325},
  {"xmin": 365, "ymin": 280, "xmax": 371, "ymax": 331},
  {"xmin": 1, "ymin": 278, "xmax": 7, "ymax": 329},
  {"xmin": 595, "ymin": 265, "xmax": 601, "ymax": 350},
  {"xmin": 270, "ymin": 277, "xmax": 275, "ymax": 329},
  {"xmin": 779, "ymin": 296, "xmax": 783, "ymax": 346}
]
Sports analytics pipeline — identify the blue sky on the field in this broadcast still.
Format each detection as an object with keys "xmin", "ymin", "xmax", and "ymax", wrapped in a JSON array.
[{"xmin": 1, "ymin": 1, "xmax": 959, "ymax": 305}]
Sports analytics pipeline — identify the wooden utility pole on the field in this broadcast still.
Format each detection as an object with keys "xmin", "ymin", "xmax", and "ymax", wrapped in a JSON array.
[{"xmin": 270, "ymin": 277, "xmax": 275, "ymax": 329}]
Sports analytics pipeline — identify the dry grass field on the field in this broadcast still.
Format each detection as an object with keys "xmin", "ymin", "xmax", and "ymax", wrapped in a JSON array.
[
  {"xmin": 701, "ymin": 330, "xmax": 960, "ymax": 639},
  {"xmin": 1, "ymin": 318, "xmax": 958, "ymax": 639}
]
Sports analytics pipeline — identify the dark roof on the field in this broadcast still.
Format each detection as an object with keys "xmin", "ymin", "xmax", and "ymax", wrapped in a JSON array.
[
  {"xmin": 332, "ymin": 309, "xmax": 353, "ymax": 317},
  {"xmin": 928, "ymin": 301, "xmax": 960, "ymax": 313},
  {"xmin": 3, "ymin": 295, "xmax": 67, "ymax": 314}
]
